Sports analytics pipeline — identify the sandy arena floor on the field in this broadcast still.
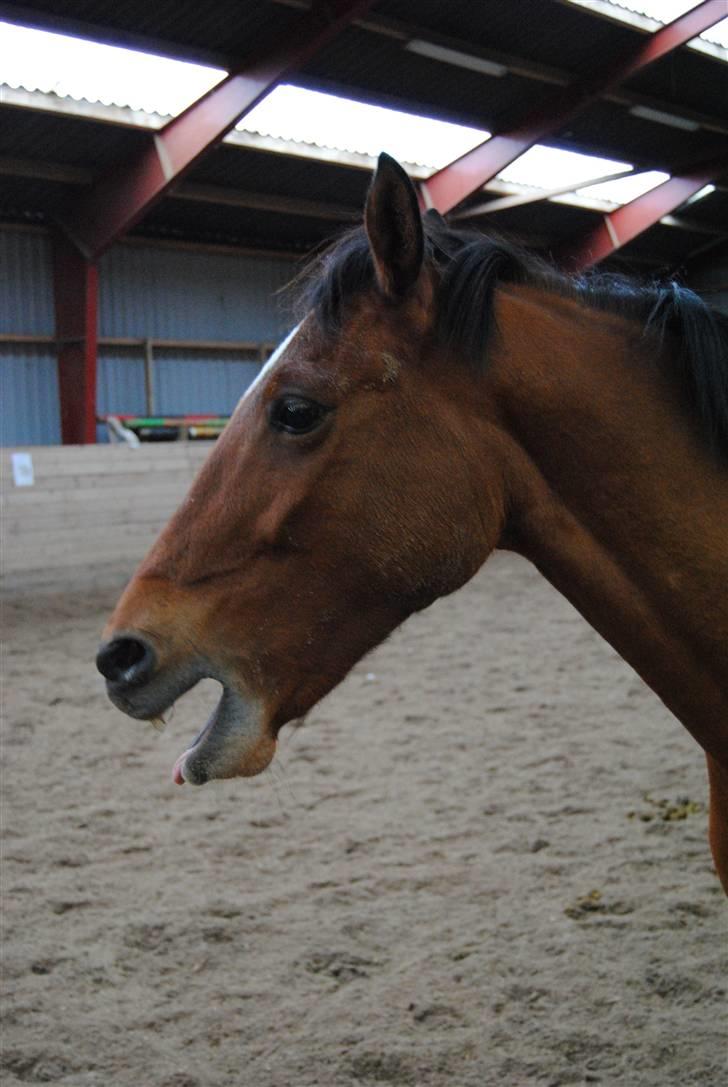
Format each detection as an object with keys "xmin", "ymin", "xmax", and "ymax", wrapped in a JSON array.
[{"xmin": 2, "ymin": 552, "xmax": 726, "ymax": 1087}]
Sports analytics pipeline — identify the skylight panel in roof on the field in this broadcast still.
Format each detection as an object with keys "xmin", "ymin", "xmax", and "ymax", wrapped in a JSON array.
[
  {"xmin": 564, "ymin": 0, "xmax": 728, "ymax": 57},
  {"xmin": 497, "ymin": 145, "xmax": 633, "ymax": 191},
  {"xmin": 706, "ymin": 19, "xmax": 728, "ymax": 49},
  {"xmin": 614, "ymin": 0, "xmax": 728, "ymax": 46},
  {"xmin": 1, "ymin": 23, "xmax": 671, "ymax": 211},
  {"xmin": 243, "ymin": 86, "xmax": 672, "ymax": 211},
  {"xmin": 239, "ymin": 86, "xmax": 489, "ymax": 170},
  {"xmin": 0, "ymin": 21, "xmax": 224, "ymax": 115},
  {"xmin": 576, "ymin": 170, "xmax": 670, "ymax": 204},
  {"xmin": 241, "ymin": 87, "xmax": 652, "ymax": 205}
]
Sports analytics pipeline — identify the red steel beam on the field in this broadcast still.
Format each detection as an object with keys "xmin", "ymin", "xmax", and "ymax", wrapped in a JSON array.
[
  {"xmin": 61, "ymin": 0, "xmax": 373, "ymax": 259},
  {"xmin": 421, "ymin": 0, "xmax": 726, "ymax": 214},
  {"xmin": 52, "ymin": 232, "xmax": 98, "ymax": 444},
  {"xmin": 558, "ymin": 167, "xmax": 721, "ymax": 271}
]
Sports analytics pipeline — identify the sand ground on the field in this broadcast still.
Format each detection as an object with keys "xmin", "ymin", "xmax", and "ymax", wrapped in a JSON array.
[{"xmin": 2, "ymin": 552, "xmax": 726, "ymax": 1087}]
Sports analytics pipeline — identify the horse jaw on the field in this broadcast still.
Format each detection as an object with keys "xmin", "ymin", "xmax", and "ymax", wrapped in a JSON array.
[{"xmin": 172, "ymin": 684, "xmax": 274, "ymax": 785}]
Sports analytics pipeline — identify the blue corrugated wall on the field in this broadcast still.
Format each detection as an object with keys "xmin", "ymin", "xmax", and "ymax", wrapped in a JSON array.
[
  {"xmin": 0, "ymin": 230, "xmax": 59, "ymax": 445},
  {"xmin": 0, "ymin": 229, "xmax": 55, "ymax": 335},
  {"xmin": 96, "ymin": 350, "xmax": 147, "ymax": 420},
  {"xmin": 7, "ymin": 225, "xmax": 722, "ymax": 448},
  {"xmin": 1, "ymin": 228, "xmax": 297, "ymax": 446},
  {"xmin": 152, "ymin": 354, "xmax": 261, "ymax": 415},
  {"xmin": 1, "ymin": 346, "xmax": 61, "ymax": 446},
  {"xmin": 99, "ymin": 244, "xmax": 293, "ymax": 341}
]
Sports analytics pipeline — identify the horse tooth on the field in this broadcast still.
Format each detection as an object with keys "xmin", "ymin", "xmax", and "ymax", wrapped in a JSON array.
[{"xmin": 150, "ymin": 715, "xmax": 166, "ymax": 732}]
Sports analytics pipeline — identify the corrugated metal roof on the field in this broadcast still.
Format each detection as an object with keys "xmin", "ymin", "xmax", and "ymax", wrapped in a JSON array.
[
  {"xmin": 624, "ymin": 49, "xmax": 728, "ymax": 122},
  {"xmin": 1, "ymin": 0, "xmax": 289, "ymax": 66},
  {"xmin": 1, "ymin": 0, "xmax": 726, "ymax": 265},
  {"xmin": 0, "ymin": 176, "xmax": 83, "ymax": 231},
  {"xmin": 1, "ymin": 104, "xmax": 150, "ymax": 169},
  {"xmin": 378, "ymin": 0, "xmax": 647, "ymax": 77},
  {"xmin": 559, "ymin": 101, "xmax": 728, "ymax": 171},
  {"xmin": 675, "ymin": 186, "xmax": 728, "ymax": 227},
  {"xmin": 298, "ymin": 40, "xmax": 544, "ymax": 133},
  {"xmin": 137, "ymin": 197, "xmax": 339, "ymax": 256},
  {"xmin": 564, "ymin": 0, "xmax": 728, "ymax": 53},
  {"xmin": 472, "ymin": 198, "xmax": 599, "ymax": 252},
  {"xmin": 188, "ymin": 143, "xmax": 371, "ymax": 206},
  {"xmin": 618, "ymin": 219, "xmax": 717, "ymax": 265}
]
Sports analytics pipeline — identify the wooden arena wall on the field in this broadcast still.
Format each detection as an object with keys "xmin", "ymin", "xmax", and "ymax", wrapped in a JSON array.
[{"xmin": 1, "ymin": 443, "xmax": 214, "ymax": 592}]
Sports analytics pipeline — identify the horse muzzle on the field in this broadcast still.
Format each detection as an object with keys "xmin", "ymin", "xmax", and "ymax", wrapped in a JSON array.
[
  {"xmin": 96, "ymin": 630, "xmax": 275, "ymax": 786},
  {"xmin": 96, "ymin": 631, "xmax": 204, "ymax": 721}
]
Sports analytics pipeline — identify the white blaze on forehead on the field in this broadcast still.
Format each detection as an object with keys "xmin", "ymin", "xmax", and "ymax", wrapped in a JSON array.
[{"xmin": 236, "ymin": 322, "xmax": 302, "ymax": 410}]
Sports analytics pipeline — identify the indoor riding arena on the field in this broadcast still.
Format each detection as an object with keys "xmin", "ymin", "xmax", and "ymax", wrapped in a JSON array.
[{"xmin": 2, "ymin": 4, "xmax": 727, "ymax": 1086}]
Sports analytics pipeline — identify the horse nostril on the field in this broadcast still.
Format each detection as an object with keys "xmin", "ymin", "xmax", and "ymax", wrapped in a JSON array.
[{"xmin": 96, "ymin": 637, "xmax": 156, "ymax": 687}]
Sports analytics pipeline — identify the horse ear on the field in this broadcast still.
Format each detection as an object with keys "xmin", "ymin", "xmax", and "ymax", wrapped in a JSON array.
[{"xmin": 365, "ymin": 153, "xmax": 424, "ymax": 299}]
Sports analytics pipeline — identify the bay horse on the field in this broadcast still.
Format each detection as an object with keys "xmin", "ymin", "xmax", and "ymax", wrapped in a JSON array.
[{"xmin": 97, "ymin": 154, "xmax": 728, "ymax": 893}]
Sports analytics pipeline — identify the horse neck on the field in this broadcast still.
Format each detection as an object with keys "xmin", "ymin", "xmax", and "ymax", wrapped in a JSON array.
[{"xmin": 488, "ymin": 285, "xmax": 728, "ymax": 764}]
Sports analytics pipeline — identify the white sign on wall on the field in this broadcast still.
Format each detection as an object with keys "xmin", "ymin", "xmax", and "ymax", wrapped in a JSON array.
[{"xmin": 11, "ymin": 452, "xmax": 35, "ymax": 487}]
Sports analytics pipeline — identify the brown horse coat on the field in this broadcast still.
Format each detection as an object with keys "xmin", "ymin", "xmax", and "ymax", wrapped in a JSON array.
[{"xmin": 98, "ymin": 154, "xmax": 728, "ymax": 892}]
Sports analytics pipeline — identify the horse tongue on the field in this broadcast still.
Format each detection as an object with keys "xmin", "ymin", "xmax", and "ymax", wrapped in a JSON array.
[{"xmin": 172, "ymin": 750, "xmax": 190, "ymax": 785}]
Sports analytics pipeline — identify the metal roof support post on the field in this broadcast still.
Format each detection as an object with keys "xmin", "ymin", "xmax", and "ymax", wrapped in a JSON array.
[
  {"xmin": 52, "ymin": 231, "xmax": 98, "ymax": 444},
  {"xmin": 420, "ymin": 0, "xmax": 726, "ymax": 215},
  {"xmin": 557, "ymin": 170, "xmax": 720, "ymax": 271},
  {"xmin": 60, "ymin": 0, "xmax": 373, "ymax": 260},
  {"xmin": 143, "ymin": 339, "xmax": 155, "ymax": 417}
]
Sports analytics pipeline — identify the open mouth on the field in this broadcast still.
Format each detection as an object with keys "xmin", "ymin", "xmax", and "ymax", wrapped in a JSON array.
[
  {"xmin": 107, "ymin": 669, "xmax": 274, "ymax": 786},
  {"xmin": 170, "ymin": 683, "xmax": 272, "ymax": 786}
]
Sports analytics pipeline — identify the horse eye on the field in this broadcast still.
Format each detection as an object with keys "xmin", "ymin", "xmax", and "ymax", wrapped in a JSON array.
[{"xmin": 270, "ymin": 396, "xmax": 328, "ymax": 435}]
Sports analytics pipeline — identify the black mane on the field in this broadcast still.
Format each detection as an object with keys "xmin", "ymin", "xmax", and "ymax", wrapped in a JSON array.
[{"xmin": 296, "ymin": 217, "xmax": 728, "ymax": 461}]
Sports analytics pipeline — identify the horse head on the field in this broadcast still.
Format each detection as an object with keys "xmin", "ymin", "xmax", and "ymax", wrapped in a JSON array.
[{"xmin": 97, "ymin": 155, "xmax": 508, "ymax": 785}]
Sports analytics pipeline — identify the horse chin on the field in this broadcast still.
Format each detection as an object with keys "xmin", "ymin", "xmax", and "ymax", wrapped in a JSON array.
[{"xmin": 172, "ymin": 684, "xmax": 274, "ymax": 786}]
